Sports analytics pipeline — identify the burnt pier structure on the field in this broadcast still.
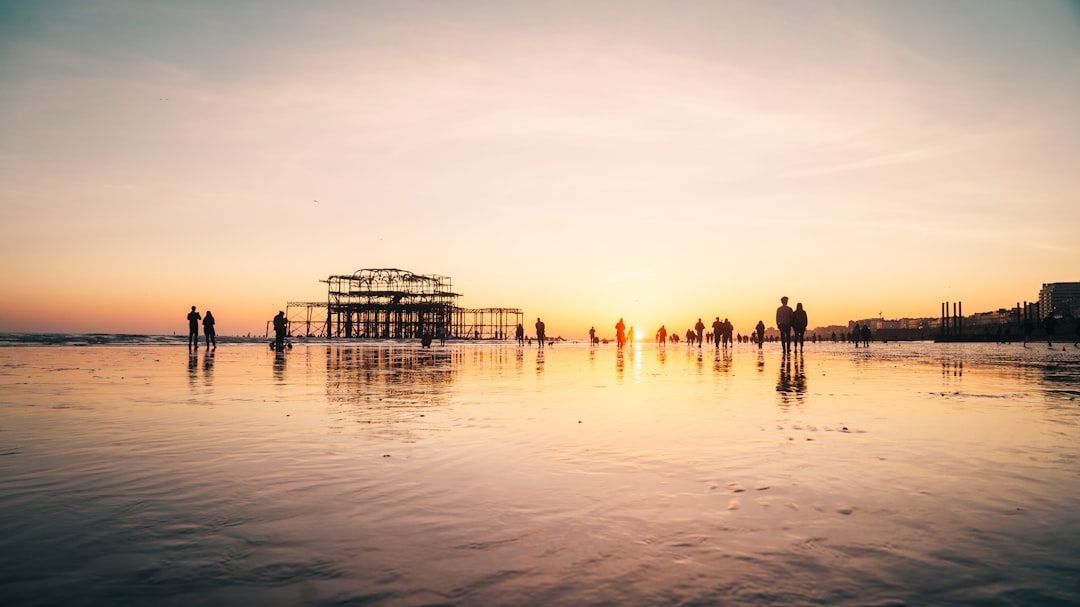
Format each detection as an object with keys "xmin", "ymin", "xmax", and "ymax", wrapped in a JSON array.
[{"xmin": 279, "ymin": 268, "xmax": 522, "ymax": 341}]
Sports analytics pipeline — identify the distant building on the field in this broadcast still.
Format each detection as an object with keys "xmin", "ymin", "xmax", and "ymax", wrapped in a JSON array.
[{"xmin": 1038, "ymin": 282, "xmax": 1080, "ymax": 317}]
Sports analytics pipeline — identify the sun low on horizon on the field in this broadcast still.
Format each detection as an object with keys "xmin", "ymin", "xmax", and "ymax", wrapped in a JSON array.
[{"xmin": 1, "ymin": 1, "xmax": 1078, "ymax": 338}]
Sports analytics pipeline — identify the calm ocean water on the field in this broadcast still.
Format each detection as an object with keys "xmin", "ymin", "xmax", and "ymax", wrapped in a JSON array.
[{"xmin": 1, "ymin": 338, "xmax": 1078, "ymax": 606}]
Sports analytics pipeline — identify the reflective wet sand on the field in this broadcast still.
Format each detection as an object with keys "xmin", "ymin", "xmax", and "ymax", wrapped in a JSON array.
[{"xmin": 1, "ymin": 341, "xmax": 1078, "ymax": 606}]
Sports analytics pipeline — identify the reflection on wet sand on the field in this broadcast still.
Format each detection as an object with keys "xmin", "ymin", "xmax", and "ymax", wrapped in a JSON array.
[
  {"xmin": 712, "ymin": 348, "xmax": 732, "ymax": 375},
  {"xmin": 326, "ymin": 346, "xmax": 455, "ymax": 394},
  {"xmin": 320, "ymin": 345, "xmax": 459, "ymax": 441},
  {"xmin": 943, "ymin": 357, "xmax": 963, "ymax": 378},
  {"xmin": 187, "ymin": 349, "xmax": 215, "ymax": 393},
  {"xmin": 1, "ymin": 341, "xmax": 1078, "ymax": 607},
  {"xmin": 776, "ymin": 352, "xmax": 807, "ymax": 407}
]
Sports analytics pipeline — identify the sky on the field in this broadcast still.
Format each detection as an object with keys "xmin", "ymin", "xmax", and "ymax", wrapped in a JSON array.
[{"xmin": 1, "ymin": 0, "xmax": 1078, "ymax": 339}]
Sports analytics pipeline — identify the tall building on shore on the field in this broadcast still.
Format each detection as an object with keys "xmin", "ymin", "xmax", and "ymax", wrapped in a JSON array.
[{"xmin": 1038, "ymin": 282, "xmax": 1080, "ymax": 316}]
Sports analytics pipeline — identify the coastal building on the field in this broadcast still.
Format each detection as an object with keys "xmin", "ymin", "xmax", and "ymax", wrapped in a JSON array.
[{"xmin": 1038, "ymin": 282, "xmax": 1080, "ymax": 317}]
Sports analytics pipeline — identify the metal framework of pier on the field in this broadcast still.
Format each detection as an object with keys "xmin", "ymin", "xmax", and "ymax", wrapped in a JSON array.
[{"xmin": 277, "ymin": 268, "xmax": 522, "ymax": 340}]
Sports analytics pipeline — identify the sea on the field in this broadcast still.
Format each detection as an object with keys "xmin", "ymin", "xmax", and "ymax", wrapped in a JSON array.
[{"xmin": 1, "ymin": 335, "xmax": 1078, "ymax": 606}]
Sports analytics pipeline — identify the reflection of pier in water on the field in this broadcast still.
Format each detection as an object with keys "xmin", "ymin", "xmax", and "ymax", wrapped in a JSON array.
[{"xmin": 323, "ymin": 345, "xmax": 460, "ymax": 441}]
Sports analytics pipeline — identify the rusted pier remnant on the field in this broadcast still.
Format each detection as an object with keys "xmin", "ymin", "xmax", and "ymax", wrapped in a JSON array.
[{"xmin": 277, "ymin": 268, "xmax": 522, "ymax": 340}]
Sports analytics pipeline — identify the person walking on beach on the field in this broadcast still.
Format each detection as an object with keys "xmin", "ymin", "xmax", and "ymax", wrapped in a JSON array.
[
  {"xmin": 861, "ymin": 323, "xmax": 871, "ymax": 347},
  {"xmin": 755, "ymin": 320, "xmax": 766, "ymax": 349},
  {"xmin": 535, "ymin": 317, "xmax": 546, "ymax": 350},
  {"xmin": 616, "ymin": 318, "xmax": 626, "ymax": 348},
  {"xmin": 712, "ymin": 317, "xmax": 723, "ymax": 349},
  {"xmin": 656, "ymin": 325, "xmax": 667, "ymax": 344},
  {"xmin": 1042, "ymin": 314, "xmax": 1057, "ymax": 348},
  {"xmin": 792, "ymin": 303, "xmax": 808, "ymax": 353},
  {"xmin": 203, "ymin": 310, "xmax": 217, "ymax": 349},
  {"xmin": 852, "ymin": 323, "xmax": 861, "ymax": 348},
  {"xmin": 187, "ymin": 306, "xmax": 201, "ymax": 349},
  {"xmin": 516, "ymin": 323, "xmax": 525, "ymax": 346},
  {"xmin": 776, "ymin": 297, "xmax": 794, "ymax": 354},
  {"xmin": 695, "ymin": 318, "xmax": 705, "ymax": 348},
  {"xmin": 273, "ymin": 311, "xmax": 288, "ymax": 351},
  {"xmin": 589, "ymin": 326, "xmax": 596, "ymax": 344},
  {"xmin": 722, "ymin": 318, "xmax": 734, "ymax": 348}
]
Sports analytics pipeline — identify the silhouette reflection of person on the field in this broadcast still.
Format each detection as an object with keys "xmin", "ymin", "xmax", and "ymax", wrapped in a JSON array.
[
  {"xmin": 793, "ymin": 351, "xmax": 806, "ymax": 394},
  {"xmin": 203, "ymin": 310, "xmax": 217, "ymax": 349},
  {"xmin": 203, "ymin": 348, "xmax": 215, "ymax": 375},
  {"xmin": 187, "ymin": 306, "xmax": 201, "ymax": 349},
  {"xmin": 776, "ymin": 352, "xmax": 792, "ymax": 401},
  {"xmin": 775, "ymin": 297, "xmax": 793, "ymax": 354},
  {"xmin": 792, "ymin": 303, "xmax": 808, "ymax": 352}
]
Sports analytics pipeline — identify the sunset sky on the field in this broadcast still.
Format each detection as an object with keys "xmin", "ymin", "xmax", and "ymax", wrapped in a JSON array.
[{"xmin": 2, "ymin": 1, "xmax": 1078, "ymax": 339}]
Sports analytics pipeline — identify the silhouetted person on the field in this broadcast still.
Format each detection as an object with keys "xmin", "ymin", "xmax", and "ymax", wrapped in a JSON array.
[
  {"xmin": 535, "ymin": 317, "xmax": 546, "ymax": 350},
  {"xmin": 516, "ymin": 323, "xmax": 525, "ymax": 346},
  {"xmin": 187, "ymin": 306, "xmax": 201, "ymax": 349},
  {"xmin": 792, "ymin": 303, "xmax": 808, "ymax": 352},
  {"xmin": 755, "ymin": 320, "xmax": 766, "ymax": 349},
  {"xmin": 695, "ymin": 318, "xmax": 705, "ymax": 348},
  {"xmin": 776, "ymin": 296, "xmax": 794, "ymax": 353},
  {"xmin": 861, "ymin": 324, "xmax": 871, "ymax": 347},
  {"xmin": 203, "ymin": 310, "xmax": 216, "ymax": 349},
  {"xmin": 627, "ymin": 327, "xmax": 635, "ymax": 344},
  {"xmin": 712, "ymin": 317, "xmax": 723, "ymax": 348},
  {"xmin": 421, "ymin": 333, "xmax": 432, "ymax": 348},
  {"xmin": 852, "ymin": 323, "xmax": 861, "ymax": 348},
  {"xmin": 656, "ymin": 325, "xmax": 667, "ymax": 344},
  {"xmin": 589, "ymin": 326, "xmax": 596, "ymax": 345},
  {"xmin": 1043, "ymin": 314, "xmax": 1056, "ymax": 347},
  {"xmin": 273, "ymin": 311, "xmax": 287, "ymax": 351},
  {"xmin": 616, "ymin": 318, "xmax": 626, "ymax": 348},
  {"xmin": 721, "ymin": 318, "xmax": 733, "ymax": 348}
]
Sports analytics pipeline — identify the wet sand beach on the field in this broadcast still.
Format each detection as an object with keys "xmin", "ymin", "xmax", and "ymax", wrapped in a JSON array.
[{"xmin": 1, "ymin": 340, "xmax": 1078, "ymax": 606}]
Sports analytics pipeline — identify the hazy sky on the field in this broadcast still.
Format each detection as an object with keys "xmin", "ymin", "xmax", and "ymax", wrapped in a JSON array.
[{"xmin": 2, "ymin": 1, "xmax": 1078, "ymax": 338}]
